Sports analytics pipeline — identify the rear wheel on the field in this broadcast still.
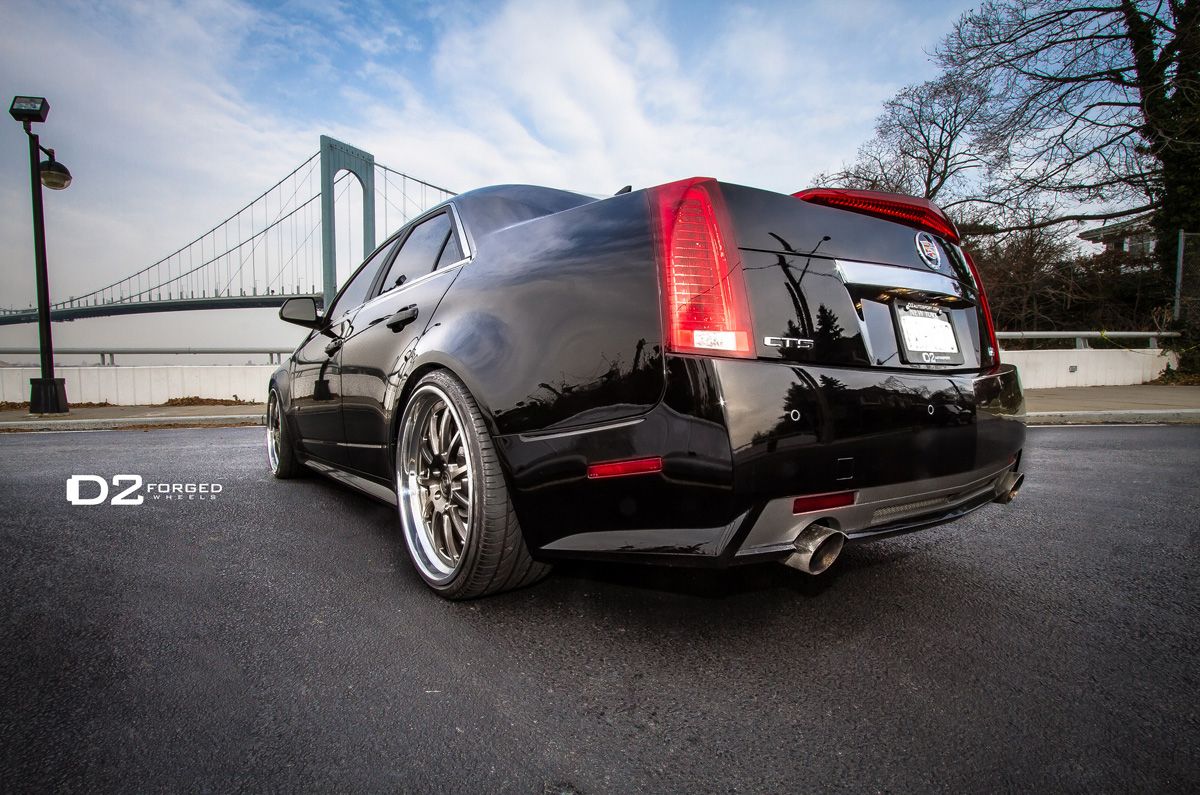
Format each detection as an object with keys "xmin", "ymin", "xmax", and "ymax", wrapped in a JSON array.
[
  {"xmin": 267, "ymin": 388, "xmax": 303, "ymax": 479},
  {"xmin": 396, "ymin": 370, "xmax": 550, "ymax": 599}
]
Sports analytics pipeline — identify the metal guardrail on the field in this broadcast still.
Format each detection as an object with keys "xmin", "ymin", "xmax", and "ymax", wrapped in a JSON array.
[
  {"xmin": 0, "ymin": 347, "xmax": 292, "ymax": 365},
  {"xmin": 996, "ymin": 331, "xmax": 1181, "ymax": 350}
]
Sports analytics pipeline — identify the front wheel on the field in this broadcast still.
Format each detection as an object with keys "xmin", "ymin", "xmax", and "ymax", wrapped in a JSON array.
[
  {"xmin": 396, "ymin": 370, "xmax": 550, "ymax": 599},
  {"xmin": 267, "ymin": 388, "xmax": 303, "ymax": 479}
]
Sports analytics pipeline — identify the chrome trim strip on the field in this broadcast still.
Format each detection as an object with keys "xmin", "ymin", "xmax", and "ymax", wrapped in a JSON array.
[
  {"xmin": 357, "ymin": 258, "xmax": 467, "ymax": 311},
  {"xmin": 835, "ymin": 259, "xmax": 966, "ymax": 300},
  {"xmin": 336, "ymin": 441, "xmax": 385, "ymax": 449},
  {"xmin": 736, "ymin": 462, "xmax": 1013, "ymax": 556},
  {"xmin": 302, "ymin": 458, "xmax": 397, "ymax": 505},
  {"xmin": 517, "ymin": 417, "xmax": 645, "ymax": 442},
  {"xmin": 447, "ymin": 202, "xmax": 474, "ymax": 261}
]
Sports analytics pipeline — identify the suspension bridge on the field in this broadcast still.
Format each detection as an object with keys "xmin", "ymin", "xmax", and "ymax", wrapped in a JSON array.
[{"xmin": 0, "ymin": 136, "xmax": 454, "ymax": 327}]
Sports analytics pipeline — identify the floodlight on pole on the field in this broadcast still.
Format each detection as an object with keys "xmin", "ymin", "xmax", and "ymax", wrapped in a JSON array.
[{"xmin": 9, "ymin": 95, "xmax": 71, "ymax": 413}]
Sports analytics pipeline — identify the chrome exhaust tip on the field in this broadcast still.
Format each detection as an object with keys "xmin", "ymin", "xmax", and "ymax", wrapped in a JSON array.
[
  {"xmin": 782, "ymin": 524, "xmax": 846, "ymax": 576},
  {"xmin": 993, "ymin": 471, "xmax": 1025, "ymax": 504}
]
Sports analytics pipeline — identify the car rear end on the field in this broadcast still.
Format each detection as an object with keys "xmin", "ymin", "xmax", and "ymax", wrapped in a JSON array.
[{"xmin": 644, "ymin": 178, "xmax": 1025, "ymax": 568}]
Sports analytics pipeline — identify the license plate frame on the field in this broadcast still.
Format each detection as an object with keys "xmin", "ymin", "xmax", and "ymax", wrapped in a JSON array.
[{"xmin": 892, "ymin": 301, "xmax": 964, "ymax": 366}]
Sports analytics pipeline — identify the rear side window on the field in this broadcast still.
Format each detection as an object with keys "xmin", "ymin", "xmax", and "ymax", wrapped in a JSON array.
[
  {"xmin": 380, "ymin": 213, "xmax": 452, "ymax": 294},
  {"xmin": 437, "ymin": 231, "xmax": 464, "ymax": 269}
]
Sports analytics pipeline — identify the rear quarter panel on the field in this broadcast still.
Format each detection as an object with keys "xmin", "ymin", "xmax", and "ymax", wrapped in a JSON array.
[{"xmin": 421, "ymin": 191, "xmax": 665, "ymax": 437}]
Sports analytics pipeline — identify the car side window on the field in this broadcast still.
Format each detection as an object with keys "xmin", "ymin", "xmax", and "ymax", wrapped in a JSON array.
[
  {"xmin": 326, "ymin": 238, "xmax": 399, "ymax": 320},
  {"xmin": 436, "ymin": 227, "xmax": 464, "ymax": 269},
  {"xmin": 379, "ymin": 213, "xmax": 453, "ymax": 294}
]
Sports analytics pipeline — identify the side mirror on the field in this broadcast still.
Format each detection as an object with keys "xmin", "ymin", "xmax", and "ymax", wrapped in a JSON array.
[{"xmin": 279, "ymin": 297, "xmax": 322, "ymax": 328}]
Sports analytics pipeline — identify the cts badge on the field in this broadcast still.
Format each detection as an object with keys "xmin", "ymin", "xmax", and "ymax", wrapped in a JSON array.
[
  {"xmin": 916, "ymin": 232, "xmax": 941, "ymax": 269},
  {"xmin": 764, "ymin": 336, "xmax": 814, "ymax": 350}
]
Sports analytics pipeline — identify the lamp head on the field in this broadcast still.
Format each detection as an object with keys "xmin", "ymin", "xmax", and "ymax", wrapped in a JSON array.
[
  {"xmin": 9, "ymin": 96, "xmax": 49, "ymax": 124},
  {"xmin": 40, "ymin": 158, "xmax": 72, "ymax": 190}
]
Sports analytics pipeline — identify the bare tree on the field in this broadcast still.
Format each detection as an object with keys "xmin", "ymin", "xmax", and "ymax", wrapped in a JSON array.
[
  {"xmin": 885, "ymin": 77, "xmax": 990, "ymax": 203},
  {"xmin": 938, "ymin": 0, "xmax": 1199, "ymax": 278},
  {"xmin": 814, "ymin": 74, "xmax": 989, "ymax": 207}
]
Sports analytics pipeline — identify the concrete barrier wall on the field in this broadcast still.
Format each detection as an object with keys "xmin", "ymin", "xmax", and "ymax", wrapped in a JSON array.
[
  {"xmin": 0, "ymin": 365, "xmax": 277, "ymax": 405},
  {"xmin": 1001, "ymin": 348, "xmax": 1177, "ymax": 389},
  {"xmin": 0, "ymin": 349, "xmax": 1180, "ymax": 405}
]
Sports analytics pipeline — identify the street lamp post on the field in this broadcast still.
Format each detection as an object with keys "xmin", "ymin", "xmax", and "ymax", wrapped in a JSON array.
[{"xmin": 9, "ymin": 96, "xmax": 72, "ymax": 414}]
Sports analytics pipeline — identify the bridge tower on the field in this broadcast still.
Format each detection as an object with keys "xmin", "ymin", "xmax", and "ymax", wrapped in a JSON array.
[{"xmin": 319, "ymin": 136, "xmax": 375, "ymax": 309}]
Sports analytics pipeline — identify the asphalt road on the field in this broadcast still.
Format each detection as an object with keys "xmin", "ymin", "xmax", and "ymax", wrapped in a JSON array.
[{"xmin": 1, "ymin": 426, "xmax": 1197, "ymax": 793}]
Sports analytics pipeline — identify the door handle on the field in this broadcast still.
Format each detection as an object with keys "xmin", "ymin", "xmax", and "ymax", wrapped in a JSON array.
[
  {"xmin": 385, "ymin": 304, "xmax": 419, "ymax": 332},
  {"xmin": 324, "ymin": 339, "xmax": 343, "ymax": 356}
]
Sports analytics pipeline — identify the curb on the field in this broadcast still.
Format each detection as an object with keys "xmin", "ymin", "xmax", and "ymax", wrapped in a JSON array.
[
  {"xmin": 1026, "ymin": 409, "xmax": 1200, "ymax": 425},
  {"xmin": 0, "ymin": 414, "xmax": 265, "ymax": 432}
]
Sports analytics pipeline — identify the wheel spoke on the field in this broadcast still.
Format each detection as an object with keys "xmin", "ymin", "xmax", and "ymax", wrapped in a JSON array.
[
  {"xmin": 451, "ymin": 489, "xmax": 469, "ymax": 508},
  {"xmin": 448, "ymin": 506, "xmax": 467, "ymax": 540},
  {"xmin": 441, "ymin": 513, "xmax": 458, "ymax": 560},
  {"xmin": 445, "ymin": 463, "xmax": 468, "ymax": 482},
  {"xmin": 439, "ymin": 408, "xmax": 452, "ymax": 454},
  {"xmin": 427, "ymin": 408, "xmax": 441, "ymax": 456}
]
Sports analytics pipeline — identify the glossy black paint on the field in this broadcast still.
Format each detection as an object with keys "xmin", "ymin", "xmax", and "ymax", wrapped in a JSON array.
[
  {"xmin": 722, "ymin": 182, "xmax": 974, "ymax": 283},
  {"xmin": 422, "ymin": 190, "xmax": 665, "ymax": 436},
  {"xmin": 271, "ymin": 181, "xmax": 1026, "ymax": 567},
  {"xmin": 714, "ymin": 359, "xmax": 1022, "ymax": 498},
  {"xmin": 339, "ymin": 265, "xmax": 460, "ymax": 477},
  {"xmin": 289, "ymin": 322, "xmax": 348, "ymax": 464}
]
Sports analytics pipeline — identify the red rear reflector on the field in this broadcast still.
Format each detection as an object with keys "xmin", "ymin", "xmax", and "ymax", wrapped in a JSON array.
[
  {"xmin": 963, "ymin": 250, "xmax": 1000, "ymax": 369},
  {"xmin": 793, "ymin": 491, "xmax": 856, "ymax": 514},
  {"xmin": 650, "ymin": 178, "xmax": 754, "ymax": 358},
  {"xmin": 587, "ymin": 457, "xmax": 663, "ymax": 479},
  {"xmin": 792, "ymin": 188, "xmax": 959, "ymax": 243}
]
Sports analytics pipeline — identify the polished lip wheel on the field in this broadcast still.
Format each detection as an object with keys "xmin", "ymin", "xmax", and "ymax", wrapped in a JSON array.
[
  {"xmin": 398, "ymin": 384, "xmax": 473, "ymax": 583},
  {"xmin": 266, "ymin": 392, "xmax": 282, "ymax": 471}
]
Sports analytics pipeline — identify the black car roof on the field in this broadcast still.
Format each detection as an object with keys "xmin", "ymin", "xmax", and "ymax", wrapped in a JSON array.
[{"xmin": 452, "ymin": 184, "xmax": 596, "ymax": 240}]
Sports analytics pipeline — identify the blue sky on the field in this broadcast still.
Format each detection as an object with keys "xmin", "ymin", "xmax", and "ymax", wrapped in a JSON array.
[{"xmin": 0, "ymin": 0, "xmax": 976, "ymax": 305}]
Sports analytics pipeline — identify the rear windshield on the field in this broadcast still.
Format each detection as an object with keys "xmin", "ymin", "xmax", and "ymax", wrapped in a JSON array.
[{"xmin": 455, "ymin": 186, "xmax": 595, "ymax": 240}]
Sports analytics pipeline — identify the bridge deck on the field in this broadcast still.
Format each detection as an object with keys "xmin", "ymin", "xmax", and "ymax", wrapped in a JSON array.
[{"xmin": 0, "ymin": 294, "xmax": 322, "ymax": 326}]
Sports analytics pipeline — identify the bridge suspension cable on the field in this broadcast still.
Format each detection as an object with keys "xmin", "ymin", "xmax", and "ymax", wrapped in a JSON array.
[{"xmin": 1, "ymin": 139, "xmax": 457, "ymax": 325}]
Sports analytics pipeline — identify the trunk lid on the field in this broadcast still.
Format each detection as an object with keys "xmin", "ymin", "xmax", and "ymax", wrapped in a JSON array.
[{"xmin": 719, "ymin": 182, "xmax": 989, "ymax": 371}]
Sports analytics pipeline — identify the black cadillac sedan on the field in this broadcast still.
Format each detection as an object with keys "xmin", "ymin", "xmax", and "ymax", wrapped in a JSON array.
[{"xmin": 268, "ymin": 178, "xmax": 1025, "ymax": 599}]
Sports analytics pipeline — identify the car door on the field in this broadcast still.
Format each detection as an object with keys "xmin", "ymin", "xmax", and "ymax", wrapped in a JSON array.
[
  {"xmin": 338, "ymin": 208, "xmax": 469, "ymax": 478},
  {"xmin": 289, "ymin": 234, "xmax": 401, "ymax": 464}
]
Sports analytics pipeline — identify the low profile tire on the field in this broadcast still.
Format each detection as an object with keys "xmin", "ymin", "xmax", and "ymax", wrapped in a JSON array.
[
  {"xmin": 396, "ymin": 370, "xmax": 550, "ymax": 599},
  {"xmin": 267, "ymin": 388, "xmax": 303, "ymax": 479}
]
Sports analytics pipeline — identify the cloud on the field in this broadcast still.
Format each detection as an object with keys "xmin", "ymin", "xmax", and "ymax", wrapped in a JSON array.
[
  {"xmin": 0, "ymin": 0, "xmax": 320, "ymax": 302},
  {"xmin": 0, "ymin": 0, "xmax": 970, "ymax": 306}
]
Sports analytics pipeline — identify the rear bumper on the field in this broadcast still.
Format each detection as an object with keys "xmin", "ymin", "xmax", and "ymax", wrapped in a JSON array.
[
  {"xmin": 713, "ymin": 359, "xmax": 1025, "ymax": 500},
  {"xmin": 505, "ymin": 358, "xmax": 1025, "ymax": 566},
  {"xmin": 734, "ymin": 458, "xmax": 1019, "ymax": 561}
]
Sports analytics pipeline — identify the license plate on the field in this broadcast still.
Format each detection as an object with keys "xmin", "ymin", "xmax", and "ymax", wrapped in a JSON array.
[{"xmin": 893, "ymin": 302, "xmax": 964, "ymax": 365}]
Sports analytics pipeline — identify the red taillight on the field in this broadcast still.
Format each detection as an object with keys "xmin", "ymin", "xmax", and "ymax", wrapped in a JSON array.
[
  {"xmin": 793, "ymin": 491, "xmax": 856, "ymax": 514},
  {"xmin": 587, "ymin": 457, "xmax": 663, "ymax": 479},
  {"xmin": 649, "ymin": 178, "xmax": 754, "ymax": 358},
  {"xmin": 792, "ymin": 188, "xmax": 959, "ymax": 243},
  {"xmin": 963, "ymin": 250, "xmax": 1000, "ymax": 369}
]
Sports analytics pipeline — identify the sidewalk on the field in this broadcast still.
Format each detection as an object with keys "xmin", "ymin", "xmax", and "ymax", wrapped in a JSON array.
[
  {"xmin": 1024, "ymin": 385, "xmax": 1200, "ymax": 424},
  {"xmin": 0, "ymin": 403, "xmax": 265, "ymax": 432},
  {"xmin": 2, "ymin": 385, "xmax": 1199, "ymax": 432}
]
